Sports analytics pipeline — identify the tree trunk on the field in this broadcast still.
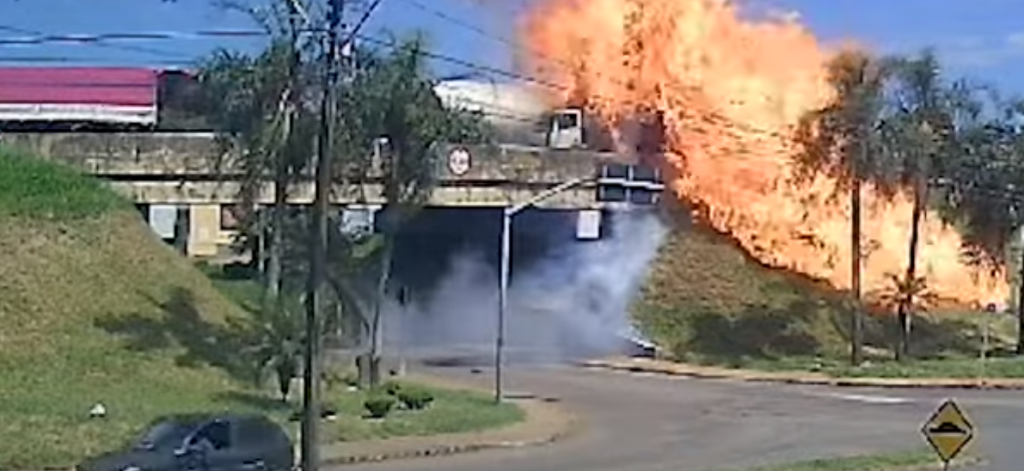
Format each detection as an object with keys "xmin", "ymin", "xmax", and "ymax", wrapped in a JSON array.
[
  {"xmin": 266, "ymin": 55, "xmax": 299, "ymax": 307},
  {"xmin": 265, "ymin": 6, "xmax": 300, "ymax": 308},
  {"xmin": 265, "ymin": 186, "xmax": 286, "ymax": 303},
  {"xmin": 850, "ymin": 175, "xmax": 864, "ymax": 366},
  {"xmin": 276, "ymin": 363, "xmax": 293, "ymax": 402},
  {"xmin": 897, "ymin": 184, "xmax": 929, "ymax": 360},
  {"xmin": 256, "ymin": 206, "xmax": 267, "ymax": 275},
  {"xmin": 897, "ymin": 160, "xmax": 928, "ymax": 362},
  {"xmin": 368, "ymin": 237, "xmax": 393, "ymax": 388}
]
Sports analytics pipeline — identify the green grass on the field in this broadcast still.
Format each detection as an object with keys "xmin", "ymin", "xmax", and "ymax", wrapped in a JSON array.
[
  {"xmin": 633, "ymin": 209, "xmax": 1020, "ymax": 377},
  {"xmin": 0, "ymin": 147, "xmax": 128, "ymax": 218},
  {"xmin": 0, "ymin": 153, "xmax": 519, "ymax": 470},
  {"xmin": 0, "ymin": 151, "xmax": 262, "ymax": 469},
  {"xmin": 0, "ymin": 211, "xmax": 267, "ymax": 470},
  {"xmin": 715, "ymin": 449, "xmax": 975, "ymax": 471},
  {"xmin": 736, "ymin": 354, "xmax": 1024, "ymax": 379},
  {"xmin": 319, "ymin": 380, "xmax": 524, "ymax": 442}
]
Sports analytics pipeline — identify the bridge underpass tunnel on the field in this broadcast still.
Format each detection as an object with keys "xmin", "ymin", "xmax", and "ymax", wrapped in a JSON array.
[{"xmin": 377, "ymin": 205, "xmax": 668, "ymax": 365}]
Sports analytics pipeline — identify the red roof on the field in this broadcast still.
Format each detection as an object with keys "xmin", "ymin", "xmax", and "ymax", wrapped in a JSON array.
[{"xmin": 0, "ymin": 67, "xmax": 158, "ymax": 107}]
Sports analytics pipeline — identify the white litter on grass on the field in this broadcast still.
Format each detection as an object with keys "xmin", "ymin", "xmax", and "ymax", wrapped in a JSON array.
[{"xmin": 89, "ymin": 402, "xmax": 107, "ymax": 418}]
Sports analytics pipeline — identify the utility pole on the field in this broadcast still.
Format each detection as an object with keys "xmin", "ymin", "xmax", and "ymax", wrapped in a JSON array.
[{"xmin": 302, "ymin": 1, "xmax": 342, "ymax": 470}]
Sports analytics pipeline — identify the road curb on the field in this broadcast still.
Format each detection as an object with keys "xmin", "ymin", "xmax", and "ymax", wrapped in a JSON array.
[
  {"xmin": 582, "ymin": 358, "xmax": 1024, "ymax": 390},
  {"xmin": 321, "ymin": 378, "xmax": 579, "ymax": 466},
  {"xmin": 322, "ymin": 416, "xmax": 575, "ymax": 466}
]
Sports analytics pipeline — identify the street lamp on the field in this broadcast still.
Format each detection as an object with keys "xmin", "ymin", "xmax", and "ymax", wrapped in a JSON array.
[{"xmin": 493, "ymin": 164, "xmax": 665, "ymax": 403}]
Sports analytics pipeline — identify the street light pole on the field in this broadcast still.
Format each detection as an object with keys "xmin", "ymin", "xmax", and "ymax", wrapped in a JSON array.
[
  {"xmin": 494, "ymin": 176, "xmax": 595, "ymax": 403},
  {"xmin": 495, "ymin": 209, "xmax": 511, "ymax": 403},
  {"xmin": 491, "ymin": 165, "xmax": 665, "ymax": 403}
]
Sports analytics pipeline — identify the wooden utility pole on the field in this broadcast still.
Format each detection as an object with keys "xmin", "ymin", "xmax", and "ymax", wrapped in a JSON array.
[{"xmin": 302, "ymin": 1, "xmax": 342, "ymax": 470}]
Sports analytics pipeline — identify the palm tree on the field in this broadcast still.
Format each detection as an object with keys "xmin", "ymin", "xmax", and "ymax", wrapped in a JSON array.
[
  {"xmin": 198, "ymin": 0, "xmax": 312, "ymax": 307},
  {"xmin": 882, "ymin": 50, "xmax": 978, "ymax": 360},
  {"xmin": 244, "ymin": 296, "xmax": 305, "ymax": 401},
  {"xmin": 941, "ymin": 98, "xmax": 1024, "ymax": 353},
  {"xmin": 333, "ymin": 36, "xmax": 490, "ymax": 385},
  {"xmin": 794, "ymin": 49, "xmax": 897, "ymax": 366},
  {"xmin": 876, "ymin": 273, "xmax": 939, "ymax": 324}
]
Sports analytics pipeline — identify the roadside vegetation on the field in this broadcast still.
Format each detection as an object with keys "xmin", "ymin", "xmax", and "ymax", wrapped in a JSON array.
[
  {"xmin": 200, "ymin": 263, "xmax": 524, "ymax": 444},
  {"xmin": 0, "ymin": 151, "xmax": 521, "ymax": 470},
  {"xmin": 0, "ymin": 149, "xmax": 256, "ymax": 469},
  {"xmin": 0, "ymin": 147, "xmax": 128, "ymax": 218},
  {"xmin": 635, "ymin": 219, "xmax": 1023, "ymax": 378}
]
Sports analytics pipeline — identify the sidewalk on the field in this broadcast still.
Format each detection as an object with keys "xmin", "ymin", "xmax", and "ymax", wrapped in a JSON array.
[
  {"xmin": 581, "ymin": 357, "xmax": 1024, "ymax": 390},
  {"xmin": 320, "ymin": 376, "xmax": 577, "ymax": 466}
]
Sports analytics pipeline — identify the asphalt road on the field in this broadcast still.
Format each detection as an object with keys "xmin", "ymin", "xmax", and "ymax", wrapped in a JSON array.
[{"xmin": 335, "ymin": 362, "xmax": 1017, "ymax": 471}]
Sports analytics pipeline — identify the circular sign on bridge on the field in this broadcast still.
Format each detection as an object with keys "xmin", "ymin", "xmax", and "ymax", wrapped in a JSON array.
[{"xmin": 448, "ymin": 147, "xmax": 472, "ymax": 176}]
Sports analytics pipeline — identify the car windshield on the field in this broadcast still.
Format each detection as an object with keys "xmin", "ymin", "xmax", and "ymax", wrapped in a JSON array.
[{"xmin": 134, "ymin": 420, "xmax": 192, "ymax": 450}]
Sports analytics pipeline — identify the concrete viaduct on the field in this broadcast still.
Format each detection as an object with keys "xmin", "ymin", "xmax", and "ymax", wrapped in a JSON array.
[{"xmin": 2, "ymin": 132, "xmax": 643, "ymax": 257}]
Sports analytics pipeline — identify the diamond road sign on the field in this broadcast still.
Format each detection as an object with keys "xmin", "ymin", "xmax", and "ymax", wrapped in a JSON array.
[{"xmin": 921, "ymin": 399, "xmax": 975, "ymax": 463}]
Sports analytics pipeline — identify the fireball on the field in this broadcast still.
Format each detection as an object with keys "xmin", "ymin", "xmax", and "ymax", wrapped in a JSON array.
[{"xmin": 515, "ymin": 0, "xmax": 1008, "ymax": 306}]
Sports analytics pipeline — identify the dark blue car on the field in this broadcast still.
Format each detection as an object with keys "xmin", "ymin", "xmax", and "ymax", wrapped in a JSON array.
[{"xmin": 77, "ymin": 413, "xmax": 294, "ymax": 471}]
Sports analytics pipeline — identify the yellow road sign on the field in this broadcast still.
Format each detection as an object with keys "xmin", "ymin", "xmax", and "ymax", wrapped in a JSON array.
[{"xmin": 921, "ymin": 399, "xmax": 975, "ymax": 462}]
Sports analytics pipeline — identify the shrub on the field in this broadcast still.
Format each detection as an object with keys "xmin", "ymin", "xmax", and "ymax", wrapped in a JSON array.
[
  {"xmin": 382, "ymin": 380, "xmax": 403, "ymax": 396},
  {"xmin": 397, "ymin": 387, "xmax": 434, "ymax": 410},
  {"xmin": 363, "ymin": 394, "xmax": 397, "ymax": 418},
  {"xmin": 323, "ymin": 369, "xmax": 359, "ymax": 390},
  {"xmin": 342, "ymin": 371, "xmax": 360, "ymax": 387}
]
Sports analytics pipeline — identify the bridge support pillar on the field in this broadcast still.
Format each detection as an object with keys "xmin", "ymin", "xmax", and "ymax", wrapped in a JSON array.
[{"xmin": 186, "ymin": 204, "xmax": 224, "ymax": 258}]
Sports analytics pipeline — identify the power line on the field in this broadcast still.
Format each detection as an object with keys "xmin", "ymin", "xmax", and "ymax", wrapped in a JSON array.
[
  {"xmin": 0, "ymin": 28, "xmax": 272, "ymax": 46},
  {"xmin": 0, "ymin": 24, "xmax": 191, "ymax": 59},
  {"xmin": 0, "ymin": 55, "xmax": 196, "ymax": 66},
  {"xmin": 0, "ymin": 25, "xmax": 793, "ymax": 140},
  {"xmin": 2, "ymin": 26, "xmax": 1021, "ymax": 182}
]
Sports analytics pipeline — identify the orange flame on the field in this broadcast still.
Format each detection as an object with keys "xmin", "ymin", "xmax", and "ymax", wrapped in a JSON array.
[{"xmin": 516, "ymin": 0, "xmax": 1008, "ymax": 306}]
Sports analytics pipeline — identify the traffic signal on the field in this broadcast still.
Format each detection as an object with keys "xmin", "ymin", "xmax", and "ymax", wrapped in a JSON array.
[{"xmin": 596, "ymin": 163, "xmax": 665, "ymax": 205}]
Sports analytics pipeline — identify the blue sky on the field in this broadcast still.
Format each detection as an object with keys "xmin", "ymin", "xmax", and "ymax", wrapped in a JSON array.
[{"xmin": 1, "ymin": 0, "xmax": 1023, "ymax": 92}]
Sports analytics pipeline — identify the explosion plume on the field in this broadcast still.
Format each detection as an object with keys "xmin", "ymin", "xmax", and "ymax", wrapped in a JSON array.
[{"xmin": 515, "ymin": 0, "xmax": 1008, "ymax": 306}]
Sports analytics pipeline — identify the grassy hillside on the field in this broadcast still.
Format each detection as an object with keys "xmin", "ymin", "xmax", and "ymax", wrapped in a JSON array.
[
  {"xmin": 0, "ymin": 148, "xmax": 524, "ymax": 470},
  {"xmin": 0, "ymin": 148, "xmax": 262, "ymax": 469},
  {"xmin": 633, "ymin": 209, "xmax": 1016, "ymax": 370}
]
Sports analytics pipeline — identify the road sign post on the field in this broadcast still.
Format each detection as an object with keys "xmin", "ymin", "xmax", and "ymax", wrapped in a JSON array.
[{"xmin": 921, "ymin": 399, "xmax": 976, "ymax": 470}]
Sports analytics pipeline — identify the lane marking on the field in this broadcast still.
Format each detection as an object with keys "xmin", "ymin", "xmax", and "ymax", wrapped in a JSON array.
[{"xmin": 825, "ymin": 392, "xmax": 915, "ymax": 405}]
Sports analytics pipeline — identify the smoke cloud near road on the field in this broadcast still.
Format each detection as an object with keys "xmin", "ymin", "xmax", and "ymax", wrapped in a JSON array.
[{"xmin": 381, "ymin": 208, "xmax": 668, "ymax": 364}]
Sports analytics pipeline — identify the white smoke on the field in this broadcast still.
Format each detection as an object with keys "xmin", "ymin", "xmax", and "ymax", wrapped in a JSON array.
[{"xmin": 380, "ymin": 208, "xmax": 668, "ymax": 364}]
